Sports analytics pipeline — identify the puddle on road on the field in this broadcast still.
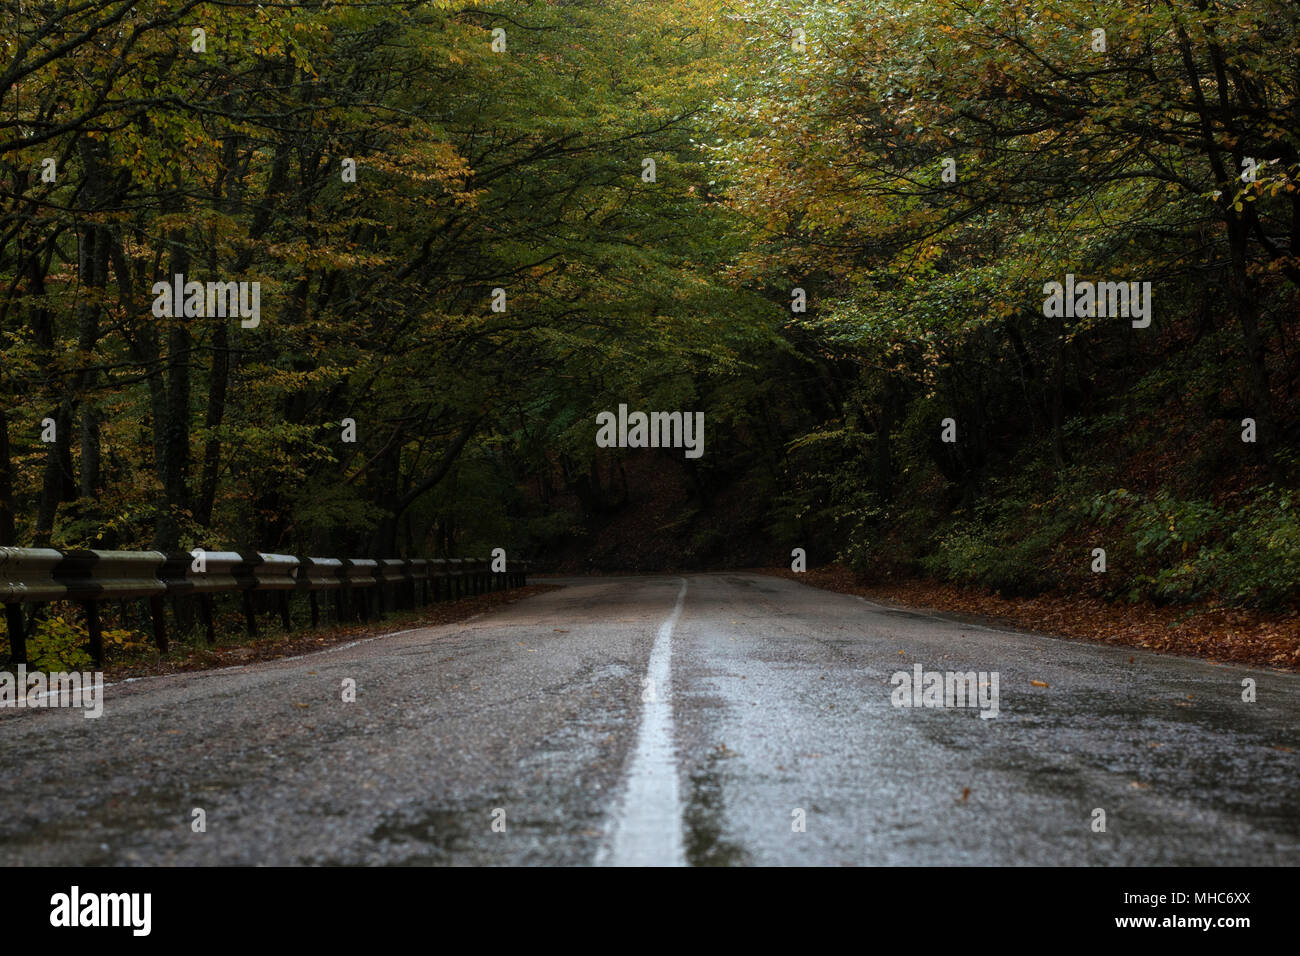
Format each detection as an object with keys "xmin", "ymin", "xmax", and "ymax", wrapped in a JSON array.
[
  {"xmin": 367, "ymin": 796, "xmax": 606, "ymax": 866},
  {"xmin": 683, "ymin": 751, "xmax": 750, "ymax": 867},
  {"xmin": 0, "ymin": 784, "xmax": 194, "ymax": 865},
  {"xmin": 369, "ymin": 808, "xmax": 475, "ymax": 864}
]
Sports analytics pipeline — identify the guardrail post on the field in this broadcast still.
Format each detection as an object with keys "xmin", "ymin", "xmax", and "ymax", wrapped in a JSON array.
[
  {"xmin": 402, "ymin": 559, "xmax": 419, "ymax": 609},
  {"xmin": 450, "ymin": 559, "xmax": 464, "ymax": 599},
  {"xmin": 232, "ymin": 552, "xmax": 297, "ymax": 636},
  {"xmin": 376, "ymin": 559, "xmax": 405, "ymax": 614},
  {"xmin": 242, "ymin": 590, "xmax": 258, "ymax": 637},
  {"xmin": 149, "ymin": 594, "xmax": 168, "ymax": 653},
  {"xmin": 234, "ymin": 552, "xmax": 261, "ymax": 637},
  {"xmin": 352, "ymin": 580, "xmax": 365, "ymax": 621},
  {"xmin": 167, "ymin": 550, "xmax": 239, "ymax": 646},
  {"xmin": 157, "ymin": 551, "xmax": 199, "ymax": 652},
  {"xmin": 428, "ymin": 560, "xmax": 447, "ymax": 602},
  {"xmin": 200, "ymin": 595, "xmax": 216, "ymax": 644},
  {"xmin": 411, "ymin": 558, "xmax": 429, "ymax": 606},
  {"xmin": 371, "ymin": 567, "xmax": 385, "ymax": 620},
  {"xmin": 4, "ymin": 603, "xmax": 26, "ymax": 665},
  {"xmin": 84, "ymin": 600, "xmax": 103, "ymax": 668},
  {"xmin": 55, "ymin": 549, "xmax": 165, "ymax": 667},
  {"xmin": 342, "ymin": 559, "xmax": 377, "ymax": 622},
  {"xmin": 2, "ymin": 547, "xmax": 66, "ymax": 663},
  {"xmin": 294, "ymin": 558, "xmax": 345, "ymax": 630}
]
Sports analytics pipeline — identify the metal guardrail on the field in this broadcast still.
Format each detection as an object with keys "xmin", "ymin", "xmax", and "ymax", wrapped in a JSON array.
[{"xmin": 0, "ymin": 548, "xmax": 530, "ymax": 667}]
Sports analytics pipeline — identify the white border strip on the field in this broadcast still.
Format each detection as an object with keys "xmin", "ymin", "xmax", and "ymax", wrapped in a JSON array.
[{"xmin": 598, "ymin": 577, "xmax": 688, "ymax": 867}]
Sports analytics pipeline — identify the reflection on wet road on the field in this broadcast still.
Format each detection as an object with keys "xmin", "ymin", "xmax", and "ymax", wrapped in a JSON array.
[{"xmin": 1, "ymin": 573, "xmax": 1296, "ymax": 865}]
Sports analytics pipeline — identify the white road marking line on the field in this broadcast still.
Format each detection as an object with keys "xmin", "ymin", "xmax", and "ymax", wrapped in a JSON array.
[{"xmin": 598, "ymin": 577, "xmax": 688, "ymax": 867}]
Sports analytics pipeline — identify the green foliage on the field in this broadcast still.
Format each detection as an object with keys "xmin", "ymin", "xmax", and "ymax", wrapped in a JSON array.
[
  {"xmin": 701, "ymin": 0, "xmax": 1299, "ymax": 609},
  {"xmin": 919, "ymin": 467, "xmax": 1088, "ymax": 595},
  {"xmin": 1090, "ymin": 488, "xmax": 1300, "ymax": 608},
  {"xmin": 1, "ymin": 0, "xmax": 1296, "ymax": 618},
  {"xmin": 23, "ymin": 613, "xmax": 140, "ymax": 672},
  {"xmin": 1, "ymin": 0, "xmax": 776, "ymax": 560},
  {"xmin": 921, "ymin": 522, "xmax": 1057, "ymax": 596}
]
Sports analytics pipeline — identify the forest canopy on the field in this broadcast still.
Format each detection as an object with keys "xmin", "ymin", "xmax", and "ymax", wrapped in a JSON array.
[{"xmin": 3, "ymin": 0, "xmax": 1298, "ymax": 610}]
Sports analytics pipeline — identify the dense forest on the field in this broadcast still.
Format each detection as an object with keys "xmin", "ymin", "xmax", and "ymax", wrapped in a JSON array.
[{"xmin": 3, "ymin": 0, "xmax": 1298, "ymax": 617}]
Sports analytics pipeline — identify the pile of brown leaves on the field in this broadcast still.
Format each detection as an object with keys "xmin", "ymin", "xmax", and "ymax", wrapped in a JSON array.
[{"xmin": 761, "ymin": 566, "xmax": 1300, "ymax": 672}]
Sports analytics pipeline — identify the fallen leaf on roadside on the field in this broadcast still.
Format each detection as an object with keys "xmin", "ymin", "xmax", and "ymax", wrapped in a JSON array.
[{"xmin": 763, "ymin": 568, "xmax": 1300, "ymax": 673}]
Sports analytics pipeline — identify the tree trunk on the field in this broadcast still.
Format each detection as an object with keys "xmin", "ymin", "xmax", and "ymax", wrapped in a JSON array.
[
  {"xmin": 0, "ymin": 409, "xmax": 15, "ymax": 546},
  {"xmin": 153, "ymin": 216, "xmax": 192, "ymax": 551}
]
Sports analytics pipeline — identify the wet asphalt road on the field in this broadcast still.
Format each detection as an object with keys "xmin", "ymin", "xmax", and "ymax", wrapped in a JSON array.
[{"xmin": 0, "ymin": 572, "xmax": 1296, "ymax": 866}]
